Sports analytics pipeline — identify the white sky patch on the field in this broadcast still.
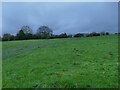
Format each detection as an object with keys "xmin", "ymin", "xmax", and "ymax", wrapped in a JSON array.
[
  {"xmin": 0, "ymin": 10, "xmax": 1, "ymax": 39},
  {"xmin": 1, "ymin": 0, "xmax": 119, "ymax": 2}
]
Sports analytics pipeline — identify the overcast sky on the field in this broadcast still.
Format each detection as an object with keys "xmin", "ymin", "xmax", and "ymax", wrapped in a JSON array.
[{"xmin": 2, "ymin": 2, "xmax": 118, "ymax": 35}]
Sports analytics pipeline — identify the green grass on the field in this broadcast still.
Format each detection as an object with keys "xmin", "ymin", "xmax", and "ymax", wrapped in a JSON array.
[
  {"xmin": 0, "ymin": 42, "xmax": 2, "ymax": 89},
  {"xmin": 2, "ymin": 35, "xmax": 118, "ymax": 88}
]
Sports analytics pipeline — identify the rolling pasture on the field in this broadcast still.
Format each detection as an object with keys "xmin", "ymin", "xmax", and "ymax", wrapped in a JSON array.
[
  {"xmin": 2, "ymin": 35, "xmax": 118, "ymax": 88},
  {"xmin": 0, "ymin": 42, "xmax": 2, "ymax": 89}
]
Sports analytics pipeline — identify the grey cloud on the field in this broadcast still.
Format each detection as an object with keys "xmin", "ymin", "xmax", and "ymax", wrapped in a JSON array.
[{"xmin": 2, "ymin": 2, "xmax": 118, "ymax": 35}]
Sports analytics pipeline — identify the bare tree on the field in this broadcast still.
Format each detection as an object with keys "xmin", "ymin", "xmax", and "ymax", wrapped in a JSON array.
[
  {"xmin": 21, "ymin": 25, "xmax": 33, "ymax": 34},
  {"xmin": 36, "ymin": 26, "xmax": 53, "ymax": 39}
]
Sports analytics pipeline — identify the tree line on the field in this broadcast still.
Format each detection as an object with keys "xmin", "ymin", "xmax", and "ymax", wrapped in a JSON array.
[{"xmin": 0, "ymin": 25, "xmax": 119, "ymax": 41}]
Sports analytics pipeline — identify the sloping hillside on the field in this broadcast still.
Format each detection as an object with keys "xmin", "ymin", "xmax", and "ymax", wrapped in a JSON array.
[{"xmin": 2, "ymin": 35, "xmax": 118, "ymax": 88}]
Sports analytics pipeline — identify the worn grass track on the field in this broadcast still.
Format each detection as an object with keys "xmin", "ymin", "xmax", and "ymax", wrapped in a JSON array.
[{"xmin": 2, "ymin": 35, "xmax": 118, "ymax": 88}]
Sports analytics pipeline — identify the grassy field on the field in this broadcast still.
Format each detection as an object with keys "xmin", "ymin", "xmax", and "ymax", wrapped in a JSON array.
[
  {"xmin": 2, "ymin": 35, "xmax": 118, "ymax": 88},
  {"xmin": 0, "ymin": 42, "xmax": 2, "ymax": 89}
]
